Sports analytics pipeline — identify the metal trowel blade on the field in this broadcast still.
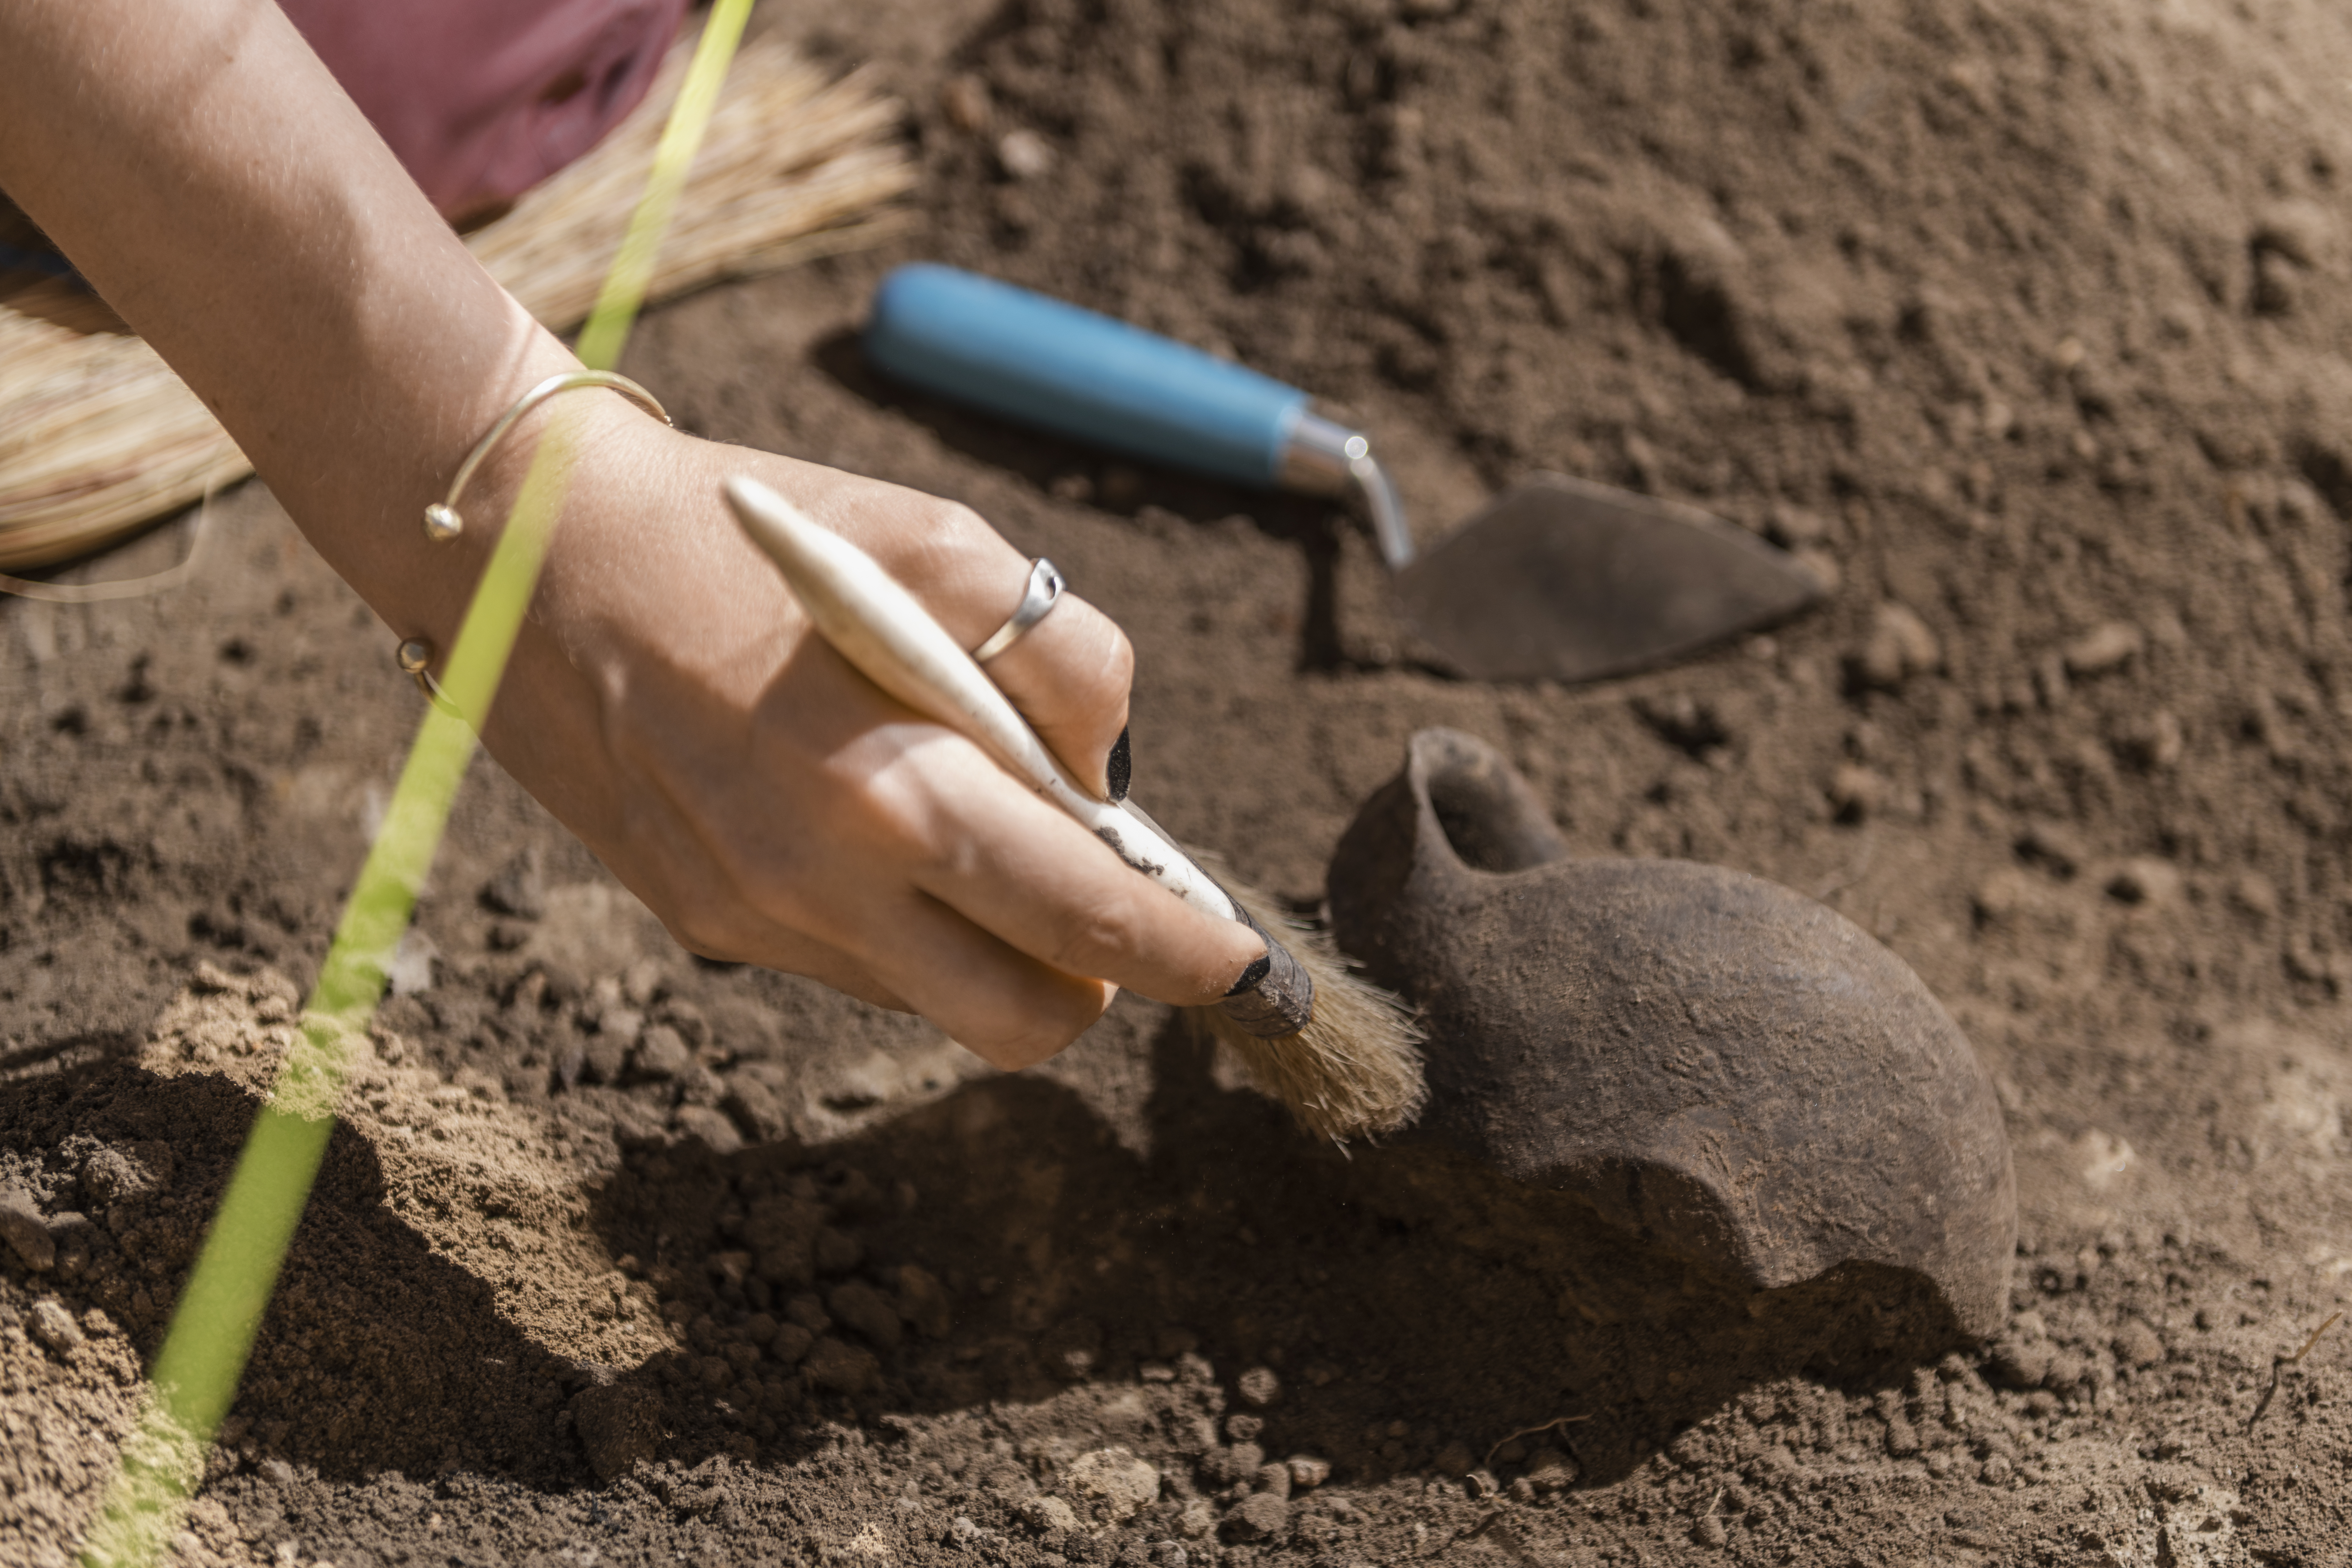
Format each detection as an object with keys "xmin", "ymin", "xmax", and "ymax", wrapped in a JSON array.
[{"xmin": 1393, "ymin": 472, "xmax": 1825, "ymax": 683}]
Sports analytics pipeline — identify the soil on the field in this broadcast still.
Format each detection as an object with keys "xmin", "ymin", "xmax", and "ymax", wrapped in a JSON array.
[{"xmin": 7, "ymin": 0, "xmax": 2352, "ymax": 1563}]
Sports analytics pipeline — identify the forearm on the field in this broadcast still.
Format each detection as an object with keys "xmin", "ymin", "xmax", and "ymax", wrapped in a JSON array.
[{"xmin": 0, "ymin": 0, "xmax": 575, "ymax": 636}]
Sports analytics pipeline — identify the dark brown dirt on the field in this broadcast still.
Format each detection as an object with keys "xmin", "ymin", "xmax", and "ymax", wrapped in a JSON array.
[{"xmin": 9, "ymin": 0, "xmax": 2352, "ymax": 1563}]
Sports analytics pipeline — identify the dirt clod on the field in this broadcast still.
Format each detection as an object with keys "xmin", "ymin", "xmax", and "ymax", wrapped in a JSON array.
[
  {"xmin": 0, "ymin": 1192, "xmax": 53, "ymax": 1272},
  {"xmin": 571, "ymin": 1382, "xmax": 662, "ymax": 1483},
  {"xmin": 27, "ymin": 1297, "xmax": 82, "ymax": 1354}
]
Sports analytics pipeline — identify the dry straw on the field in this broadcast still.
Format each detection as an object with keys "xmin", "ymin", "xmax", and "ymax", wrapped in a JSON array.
[{"xmin": 0, "ymin": 30, "xmax": 912, "ymax": 576}]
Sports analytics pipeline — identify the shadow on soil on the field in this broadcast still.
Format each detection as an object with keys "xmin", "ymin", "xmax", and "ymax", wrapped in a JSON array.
[
  {"xmin": 583, "ymin": 1012, "xmax": 1966, "ymax": 1491},
  {"xmin": 4, "ymin": 1016, "xmax": 1962, "ymax": 1497}
]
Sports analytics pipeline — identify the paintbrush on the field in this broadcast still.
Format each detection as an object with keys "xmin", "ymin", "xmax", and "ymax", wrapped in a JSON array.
[{"xmin": 724, "ymin": 475, "xmax": 1425, "ymax": 1142}]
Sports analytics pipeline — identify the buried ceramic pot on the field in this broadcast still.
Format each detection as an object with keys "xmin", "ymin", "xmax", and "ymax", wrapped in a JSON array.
[{"xmin": 1327, "ymin": 728, "xmax": 2016, "ymax": 1338}]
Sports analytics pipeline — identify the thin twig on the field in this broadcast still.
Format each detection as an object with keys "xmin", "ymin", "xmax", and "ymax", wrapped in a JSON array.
[
  {"xmin": 2247, "ymin": 1310, "xmax": 2342, "ymax": 1433},
  {"xmin": 1484, "ymin": 1414, "xmax": 1590, "ymax": 1469}
]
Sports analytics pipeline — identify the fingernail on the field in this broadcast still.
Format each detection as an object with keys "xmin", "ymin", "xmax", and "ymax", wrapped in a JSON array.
[{"xmin": 1107, "ymin": 726, "xmax": 1132, "ymax": 803}]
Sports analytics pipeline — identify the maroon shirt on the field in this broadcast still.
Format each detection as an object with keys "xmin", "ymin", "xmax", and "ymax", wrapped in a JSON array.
[{"xmin": 278, "ymin": 0, "xmax": 691, "ymax": 221}]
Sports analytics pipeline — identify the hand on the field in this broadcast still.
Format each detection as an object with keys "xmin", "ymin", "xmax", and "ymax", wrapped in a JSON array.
[{"xmin": 466, "ymin": 403, "xmax": 1264, "ymax": 1068}]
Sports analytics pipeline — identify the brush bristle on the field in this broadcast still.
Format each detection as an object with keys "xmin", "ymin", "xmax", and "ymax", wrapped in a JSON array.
[{"xmin": 1194, "ymin": 876, "xmax": 1426, "ymax": 1144}]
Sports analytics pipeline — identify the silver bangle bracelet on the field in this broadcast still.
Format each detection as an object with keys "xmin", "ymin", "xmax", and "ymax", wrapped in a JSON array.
[
  {"xmin": 420, "ymin": 370, "xmax": 671, "ymax": 544},
  {"xmin": 398, "ymin": 370, "xmax": 671, "ymax": 709}
]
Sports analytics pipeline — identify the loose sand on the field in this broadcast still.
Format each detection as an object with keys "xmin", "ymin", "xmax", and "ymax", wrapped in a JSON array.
[{"xmin": 7, "ymin": 0, "xmax": 2352, "ymax": 1562}]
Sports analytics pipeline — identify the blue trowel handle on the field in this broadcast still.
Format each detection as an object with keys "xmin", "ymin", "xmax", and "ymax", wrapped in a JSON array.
[{"xmin": 865, "ymin": 264, "xmax": 1310, "ymax": 489}]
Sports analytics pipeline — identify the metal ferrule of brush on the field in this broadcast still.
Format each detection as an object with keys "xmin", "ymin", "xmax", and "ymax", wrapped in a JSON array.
[
  {"xmin": 1217, "ymin": 902, "xmax": 1315, "ymax": 1038},
  {"xmin": 1278, "ymin": 408, "xmax": 1416, "ymax": 571}
]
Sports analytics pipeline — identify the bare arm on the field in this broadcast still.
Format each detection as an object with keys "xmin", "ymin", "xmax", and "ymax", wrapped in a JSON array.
[{"xmin": 0, "ymin": 0, "xmax": 1262, "ymax": 1064}]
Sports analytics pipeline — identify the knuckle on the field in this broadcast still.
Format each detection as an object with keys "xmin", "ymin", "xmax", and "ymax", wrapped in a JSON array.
[
  {"xmin": 1087, "ymin": 618, "xmax": 1136, "ymax": 699},
  {"xmin": 1041, "ymin": 901, "xmax": 1142, "ymax": 981}
]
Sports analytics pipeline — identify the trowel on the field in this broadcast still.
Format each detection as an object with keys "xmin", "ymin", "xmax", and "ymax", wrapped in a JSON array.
[{"xmin": 864, "ymin": 264, "xmax": 1823, "ymax": 682}]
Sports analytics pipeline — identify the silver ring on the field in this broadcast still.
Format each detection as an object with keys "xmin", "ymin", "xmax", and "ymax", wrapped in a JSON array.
[{"xmin": 972, "ymin": 558, "xmax": 1064, "ymax": 662}]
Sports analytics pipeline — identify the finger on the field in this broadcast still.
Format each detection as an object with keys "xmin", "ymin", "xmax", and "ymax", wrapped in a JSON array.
[
  {"xmin": 981, "ymin": 590, "xmax": 1133, "ymax": 798},
  {"xmin": 879, "ymin": 734, "xmax": 1269, "ymax": 1008},
  {"xmin": 656, "ymin": 902, "xmax": 913, "ymax": 1015},
  {"xmin": 600, "ymin": 818, "xmax": 920, "ymax": 1013},
  {"xmin": 820, "ymin": 884, "xmax": 1119, "ymax": 1069}
]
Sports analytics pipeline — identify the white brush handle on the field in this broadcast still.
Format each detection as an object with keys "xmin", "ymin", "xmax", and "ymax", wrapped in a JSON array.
[{"xmin": 724, "ymin": 476, "xmax": 1241, "ymax": 926}]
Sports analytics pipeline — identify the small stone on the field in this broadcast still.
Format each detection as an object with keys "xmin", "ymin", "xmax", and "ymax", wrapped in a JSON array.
[
  {"xmin": 2230, "ymin": 873, "xmax": 2280, "ymax": 918},
  {"xmin": 571, "ymin": 1381, "xmax": 662, "ymax": 1481},
  {"xmin": 387, "ymin": 928, "xmax": 439, "ymax": 996},
  {"xmin": 0, "ymin": 1192, "xmax": 55, "ymax": 1271},
  {"xmin": 997, "ymin": 129, "xmax": 1055, "ymax": 181},
  {"xmin": 2063, "ymin": 622, "xmax": 2143, "ymax": 678},
  {"xmin": 82, "ymin": 1144, "xmax": 160, "ymax": 1205},
  {"xmin": 630, "ymin": 1025, "xmax": 692, "ymax": 1081},
  {"xmin": 1224, "ymin": 1413, "xmax": 1262, "ymax": 1442},
  {"xmin": 1177, "ymin": 1498, "xmax": 1217, "ymax": 1538},
  {"xmin": 1766, "ymin": 503, "xmax": 1832, "ymax": 547},
  {"xmin": 581, "ymin": 1033, "xmax": 629, "ymax": 1087},
  {"xmin": 1855, "ymin": 601, "xmax": 1940, "ymax": 689},
  {"xmin": 2253, "ymin": 200, "xmax": 2336, "ymax": 269},
  {"xmin": 622, "ymin": 958, "xmax": 665, "ymax": 1006},
  {"xmin": 1828, "ymin": 763, "xmax": 1888, "ymax": 822},
  {"xmin": 29, "ymin": 1297, "xmax": 83, "ymax": 1353},
  {"xmin": 802, "ymin": 1337, "xmax": 880, "ymax": 1395},
  {"xmin": 2016, "ymin": 820, "xmax": 2087, "ymax": 878},
  {"xmin": 1285, "ymin": 1455, "xmax": 1330, "ymax": 1490},
  {"xmin": 1020, "ymin": 1496, "xmax": 1078, "ymax": 1533},
  {"xmin": 895, "ymin": 1264, "xmax": 953, "ymax": 1339},
  {"xmin": 1979, "ymin": 1454, "xmax": 2014, "ymax": 1485},
  {"xmin": 479, "ymin": 848, "xmax": 545, "ymax": 919},
  {"xmin": 1882, "ymin": 1416, "xmax": 1921, "ymax": 1457},
  {"xmin": 813, "ymin": 1227, "xmax": 864, "ymax": 1275},
  {"xmin": 1692, "ymin": 1513, "xmax": 1728, "ymax": 1548},
  {"xmin": 1152, "ymin": 1544, "xmax": 1188, "ymax": 1568},
  {"xmin": 2106, "ymin": 858, "xmax": 2183, "ymax": 907},
  {"xmin": 746, "ymin": 1197, "xmax": 821, "ymax": 1285},
  {"xmin": 950, "ymin": 1516, "xmax": 985, "ymax": 1544},
  {"xmin": 1790, "ymin": 547, "xmax": 1841, "ymax": 594},
  {"xmin": 1236, "ymin": 1365, "xmax": 1282, "ymax": 1408},
  {"xmin": 1254, "ymin": 1462, "xmax": 1292, "ymax": 1500},
  {"xmin": 1210, "ymin": 1441, "xmax": 1265, "ymax": 1486},
  {"xmin": 1066, "ymin": 1447, "xmax": 1160, "ymax": 1521},
  {"xmin": 2114, "ymin": 1318, "xmax": 2166, "ymax": 1369},
  {"xmin": 722, "ymin": 1075, "xmax": 788, "ymax": 1144},
  {"xmin": 670, "ymin": 1105, "xmax": 742, "ymax": 1155},
  {"xmin": 2112, "ymin": 709, "xmax": 2184, "ymax": 771},
  {"xmin": 1224, "ymin": 1490, "xmax": 1289, "ymax": 1542},
  {"xmin": 1989, "ymin": 1336, "xmax": 2054, "ymax": 1389},
  {"xmin": 941, "ymin": 75, "xmax": 991, "ymax": 133},
  {"xmin": 1040, "ymin": 1317, "xmax": 1102, "ymax": 1380},
  {"xmin": 828, "ymin": 1280, "xmax": 903, "ymax": 1349},
  {"xmin": 1523, "ymin": 1449, "xmax": 1576, "ymax": 1492}
]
